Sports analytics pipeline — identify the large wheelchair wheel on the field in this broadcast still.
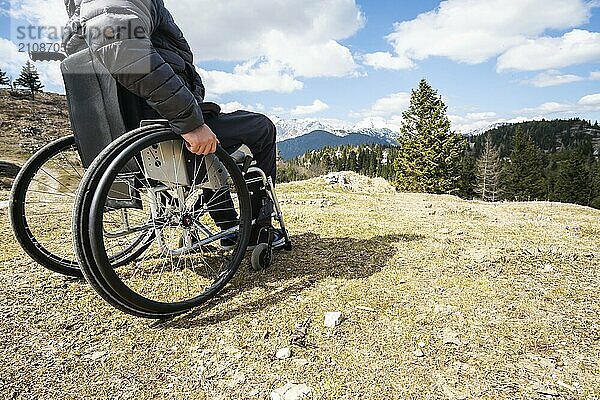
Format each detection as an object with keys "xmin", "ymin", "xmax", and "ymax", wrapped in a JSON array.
[
  {"xmin": 10, "ymin": 136, "xmax": 83, "ymax": 276},
  {"xmin": 73, "ymin": 124, "xmax": 252, "ymax": 318},
  {"xmin": 10, "ymin": 135, "xmax": 155, "ymax": 278}
]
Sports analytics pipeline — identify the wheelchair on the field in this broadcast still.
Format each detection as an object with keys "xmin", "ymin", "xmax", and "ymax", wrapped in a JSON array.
[{"xmin": 9, "ymin": 51, "xmax": 291, "ymax": 319}]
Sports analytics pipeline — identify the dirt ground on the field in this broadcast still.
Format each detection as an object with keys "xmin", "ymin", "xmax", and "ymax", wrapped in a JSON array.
[{"xmin": 0, "ymin": 176, "xmax": 599, "ymax": 399}]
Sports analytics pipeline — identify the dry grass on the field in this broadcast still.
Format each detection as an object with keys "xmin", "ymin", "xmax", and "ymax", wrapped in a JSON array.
[
  {"xmin": 0, "ymin": 176, "xmax": 599, "ymax": 400},
  {"xmin": 0, "ymin": 90, "xmax": 70, "ymax": 164}
]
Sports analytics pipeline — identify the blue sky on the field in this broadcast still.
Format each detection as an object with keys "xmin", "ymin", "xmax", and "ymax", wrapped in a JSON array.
[{"xmin": 1, "ymin": 0, "xmax": 599, "ymax": 133}]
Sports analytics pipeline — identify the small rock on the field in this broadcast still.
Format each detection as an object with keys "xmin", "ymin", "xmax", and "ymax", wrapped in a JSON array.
[
  {"xmin": 247, "ymin": 389, "xmax": 261, "ymax": 397},
  {"xmin": 292, "ymin": 358, "xmax": 309, "ymax": 366},
  {"xmin": 271, "ymin": 383, "xmax": 312, "ymax": 400},
  {"xmin": 543, "ymin": 264, "xmax": 554, "ymax": 272},
  {"xmin": 276, "ymin": 347, "xmax": 292, "ymax": 360},
  {"xmin": 535, "ymin": 386, "xmax": 559, "ymax": 397},
  {"xmin": 324, "ymin": 312, "xmax": 344, "ymax": 328},
  {"xmin": 413, "ymin": 349, "xmax": 425, "ymax": 357},
  {"xmin": 227, "ymin": 371, "xmax": 247, "ymax": 388},
  {"xmin": 434, "ymin": 304, "xmax": 458, "ymax": 314},
  {"xmin": 418, "ymin": 341, "xmax": 426, "ymax": 348},
  {"xmin": 442, "ymin": 384, "xmax": 468, "ymax": 400},
  {"xmin": 556, "ymin": 380, "xmax": 576, "ymax": 392},
  {"xmin": 89, "ymin": 351, "xmax": 107, "ymax": 361},
  {"xmin": 442, "ymin": 327, "xmax": 462, "ymax": 346}
]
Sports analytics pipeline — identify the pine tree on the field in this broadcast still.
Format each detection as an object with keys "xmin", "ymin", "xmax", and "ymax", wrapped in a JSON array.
[
  {"xmin": 552, "ymin": 150, "xmax": 589, "ymax": 206},
  {"xmin": 457, "ymin": 154, "xmax": 477, "ymax": 199},
  {"xmin": 589, "ymin": 160, "xmax": 600, "ymax": 209},
  {"xmin": 0, "ymin": 69, "xmax": 10, "ymax": 87},
  {"xmin": 393, "ymin": 79, "xmax": 465, "ymax": 193},
  {"xmin": 14, "ymin": 61, "xmax": 44, "ymax": 99},
  {"xmin": 475, "ymin": 136, "xmax": 504, "ymax": 201},
  {"xmin": 347, "ymin": 150, "xmax": 357, "ymax": 172},
  {"xmin": 506, "ymin": 127, "xmax": 547, "ymax": 201}
]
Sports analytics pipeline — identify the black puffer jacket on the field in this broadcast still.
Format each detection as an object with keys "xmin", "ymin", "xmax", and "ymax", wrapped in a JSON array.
[{"xmin": 63, "ymin": 0, "xmax": 206, "ymax": 134}]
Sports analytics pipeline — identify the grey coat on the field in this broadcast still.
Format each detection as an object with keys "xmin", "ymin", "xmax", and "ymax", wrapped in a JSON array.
[{"xmin": 63, "ymin": 0, "xmax": 206, "ymax": 134}]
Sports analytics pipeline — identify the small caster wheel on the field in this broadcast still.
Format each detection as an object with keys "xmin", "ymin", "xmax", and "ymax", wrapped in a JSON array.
[{"xmin": 251, "ymin": 243, "xmax": 272, "ymax": 271}]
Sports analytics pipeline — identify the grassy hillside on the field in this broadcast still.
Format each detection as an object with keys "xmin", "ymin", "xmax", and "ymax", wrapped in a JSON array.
[
  {"xmin": 1, "ymin": 175, "xmax": 599, "ymax": 399},
  {"xmin": 0, "ymin": 90, "xmax": 70, "ymax": 164},
  {"xmin": 470, "ymin": 119, "xmax": 600, "ymax": 157}
]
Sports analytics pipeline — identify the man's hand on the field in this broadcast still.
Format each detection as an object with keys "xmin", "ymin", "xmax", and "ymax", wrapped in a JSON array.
[{"xmin": 181, "ymin": 124, "xmax": 220, "ymax": 155}]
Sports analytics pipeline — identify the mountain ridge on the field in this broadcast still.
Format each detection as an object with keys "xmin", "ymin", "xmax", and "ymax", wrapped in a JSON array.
[{"xmin": 272, "ymin": 116, "xmax": 398, "ymax": 143}]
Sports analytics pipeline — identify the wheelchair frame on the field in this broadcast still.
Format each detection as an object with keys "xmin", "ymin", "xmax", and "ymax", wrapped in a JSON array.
[{"xmin": 10, "ymin": 49, "xmax": 292, "ymax": 317}]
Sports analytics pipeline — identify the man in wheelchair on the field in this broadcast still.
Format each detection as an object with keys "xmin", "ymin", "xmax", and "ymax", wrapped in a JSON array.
[{"xmin": 62, "ymin": 0, "xmax": 286, "ymax": 250}]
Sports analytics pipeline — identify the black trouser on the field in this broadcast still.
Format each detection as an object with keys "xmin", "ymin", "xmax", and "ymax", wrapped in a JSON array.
[
  {"xmin": 204, "ymin": 111, "xmax": 276, "ymax": 182},
  {"xmin": 204, "ymin": 111, "xmax": 277, "ymax": 231}
]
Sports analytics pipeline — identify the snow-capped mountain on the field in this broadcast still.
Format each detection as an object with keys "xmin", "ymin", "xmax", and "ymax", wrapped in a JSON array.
[
  {"xmin": 272, "ymin": 117, "xmax": 398, "ymax": 144},
  {"xmin": 464, "ymin": 122, "xmax": 509, "ymax": 137}
]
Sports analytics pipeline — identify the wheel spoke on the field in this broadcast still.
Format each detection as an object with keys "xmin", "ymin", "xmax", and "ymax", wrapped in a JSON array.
[{"xmin": 92, "ymin": 134, "xmax": 249, "ymax": 310}]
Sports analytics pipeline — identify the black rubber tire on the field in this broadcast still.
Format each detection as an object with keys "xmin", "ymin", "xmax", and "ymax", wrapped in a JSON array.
[
  {"xmin": 75, "ymin": 125, "xmax": 252, "ymax": 318},
  {"xmin": 251, "ymin": 243, "xmax": 272, "ymax": 271},
  {"xmin": 10, "ymin": 135, "xmax": 155, "ymax": 278},
  {"xmin": 73, "ymin": 125, "xmax": 172, "ymax": 318},
  {"xmin": 9, "ymin": 136, "xmax": 82, "ymax": 277}
]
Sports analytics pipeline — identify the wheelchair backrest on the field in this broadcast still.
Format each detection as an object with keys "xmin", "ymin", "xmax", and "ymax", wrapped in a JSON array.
[{"xmin": 61, "ymin": 49, "xmax": 127, "ymax": 168}]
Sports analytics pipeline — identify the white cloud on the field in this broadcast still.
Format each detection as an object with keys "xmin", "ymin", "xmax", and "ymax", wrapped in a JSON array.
[
  {"xmin": 219, "ymin": 101, "xmax": 266, "ymax": 114},
  {"xmin": 524, "ymin": 70, "xmax": 586, "ymax": 87},
  {"xmin": 519, "ymin": 94, "xmax": 600, "ymax": 115},
  {"xmin": 591, "ymin": 71, "xmax": 600, "ymax": 80},
  {"xmin": 449, "ymin": 112, "xmax": 537, "ymax": 134},
  {"xmin": 8, "ymin": 0, "xmax": 66, "ymax": 31},
  {"xmin": 465, "ymin": 112, "xmax": 497, "ymax": 120},
  {"xmin": 0, "ymin": 38, "xmax": 64, "ymax": 92},
  {"xmin": 35, "ymin": 61, "xmax": 62, "ymax": 90},
  {"xmin": 3, "ymin": 1, "xmax": 69, "ymax": 93},
  {"xmin": 8, "ymin": 0, "xmax": 365, "ymax": 94},
  {"xmin": 520, "ymin": 102, "xmax": 574, "ymax": 114},
  {"xmin": 578, "ymin": 93, "xmax": 600, "ymax": 106},
  {"xmin": 498, "ymin": 30, "xmax": 600, "ymax": 71},
  {"xmin": 384, "ymin": 0, "xmax": 594, "ymax": 66},
  {"xmin": 362, "ymin": 51, "xmax": 414, "ymax": 70},
  {"xmin": 260, "ymin": 33, "xmax": 359, "ymax": 78},
  {"xmin": 450, "ymin": 112, "xmax": 497, "ymax": 133},
  {"xmin": 347, "ymin": 92, "xmax": 411, "ymax": 132},
  {"xmin": 360, "ymin": 92, "xmax": 411, "ymax": 117},
  {"xmin": 290, "ymin": 100, "xmax": 329, "ymax": 116},
  {"xmin": 0, "ymin": 38, "xmax": 29, "ymax": 77},
  {"xmin": 164, "ymin": 0, "xmax": 364, "ymax": 84},
  {"xmin": 197, "ymin": 59, "xmax": 303, "ymax": 95}
]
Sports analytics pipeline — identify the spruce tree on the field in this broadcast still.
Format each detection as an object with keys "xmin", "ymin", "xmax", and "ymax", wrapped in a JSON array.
[
  {"xmin": 393, "ymin": 79, "xmax": 465, "ymax": 193},
  {"xmin": 506, "ymin": 127, "xmax": 547, "ymax": 201},
  {"xmin": 0, "ymin": 69, "xmax": 10, "ymax": 87},
  {"xmin": 14, "ymin": 61, "xmax": 44, "ymax": 99},
  {"xmin": 475, "ymin": 136, "xmax": 504, "ymax": 201},
  {"xmin": 552, "ymin": 150, "xmax": 589, "ymax": 206},
  {"xmin": 347, "ymin": 150, "xmax": 357, "ymax": 172},
  {"xmin": 589, "ymin": 160, "xmax": 600, "ymax": 209},
  {"xmin": 457, "ymin": 154, "xmax": 477, "ymax": 199}
]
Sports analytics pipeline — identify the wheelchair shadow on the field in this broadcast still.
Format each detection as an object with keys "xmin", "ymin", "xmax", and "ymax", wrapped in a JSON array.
[{"xmin": 161, "ymin": 232, "xmax": 424, "ymax": 329}]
